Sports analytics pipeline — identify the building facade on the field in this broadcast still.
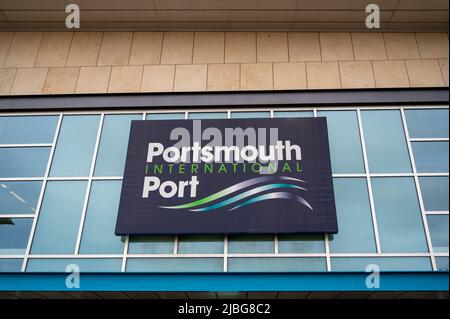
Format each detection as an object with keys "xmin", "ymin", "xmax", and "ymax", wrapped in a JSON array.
[{"xmin": 0, "ymin": 2, "xmax": 449, "ymax": 299}]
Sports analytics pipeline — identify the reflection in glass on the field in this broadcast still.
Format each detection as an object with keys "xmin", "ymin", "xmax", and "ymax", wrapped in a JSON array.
[
  {"xmin": 331, "ymin": 257, "xmax": 431, "ymax": 271},
  {"xmin": 80, "ymin": 181, "xmax": 125, "ymax": 254},
  {"xmin": 228, "ymin": 258, "xmax": 326, "ymax": 272},
  {"xmin": 274, "ymin": 111, "xmax": 313, "ymax": 118},
  {"xmin": 0, "ymin": 259, "xmax": 23, "ymax": 272},
  {"xmin": 362, "ymin": 110, "xmax": 411, "ymax": 173},
  {"xmin": 0, "ymin": 147, "xmax": 50, "ymax": 178},
  {"xmin": 419, "ymin": 177, "xmax": 449, "ymax": 211},
  {"xmin": 146, "ymin": 113, "xmax": 185, "ymax": 120},
  {"xmin": 94, "ymin": 114, "xmax": 141, "ymax": 176},
  {"xmin": 188, "ymin": 112, "xmax": 228, "ymax": 119},
  {"xmin": 50, "ymin": 115, "xmax": 100, "ymax": 177},
  {"xmin": 405, "ymin": 109, "xmax": 449, "ymax": 138},
  {"xmin": 329, "ymin": 178, "xmax": 376, "ymax": 253},
  {"xmin": 435, "ymin": 257, "xmax": 449, "ymax": 272},
  {"xmin": 126, "ymin": 258, "xmax": 223, "ymax": 272},
  {"xmin": 278, "ymin": 235, "xmax": 324, "ymax": 253},
  {"xmin": 128, "ymin": 236, "xmax": 174, "ymax": 254},
  {"xmin": 0, "ymin": 181, "xmax": 42, "ymax": 215},
  {"xmin": 372, "ymin": 177, "xmax": 428, "ymax": 253},
  {"xmin": 178, "ymin": 235, "xmax": 224, "ymax": 254},
  {"xmin": 412, "ymin": 142, "xmax": 449, "ymax": 173},
  {"xmin": 31, "ymin": 181, "xmax": 87, "ymax": 254},
  {"xmin": 231, "ymin": 112, "xmax": 271, "ymax": 118},
  {"xmin": 27, "ymin": 258, "xmax": 121, "ymax": 272},
  {"xmin": 0, "ymin": 218, "xmax": 32, "ymax": 254},
  {"xmin": 228, "ymin": 235, "xmax": 274, "ymax": 254},
  {"xmin": 427, "ymin": 215, "xmax": 449, "ymax": 253},
  {"xmin": 318, "ymin": 111, "xmax": 365, "ymax": 174},
  {"xmin": 0, "ymin": 115, "xmax": 58, "ymax": 144}
]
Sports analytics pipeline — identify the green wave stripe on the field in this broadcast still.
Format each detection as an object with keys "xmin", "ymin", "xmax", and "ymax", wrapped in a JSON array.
[
  {"xmin": 159, "ymin": 176, "xmax": 274, "ymax": 210},
  {"xmin": 191, "ymin": 183, "xmax": 306, "ymax": 212}
]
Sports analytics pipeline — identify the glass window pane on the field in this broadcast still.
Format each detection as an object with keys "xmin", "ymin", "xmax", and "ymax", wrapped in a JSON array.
[
  {"xmin": 50, "ymin": 115, "xmax": 100, "ymax": 177},
  {"xmin": 427, "ymin": 215, "xmax": 449, "ymax": 253},
  {"xmin": 329, "ymin": 178, "xmax": 376, "ymax": 253},
  {"xmin": 126, "ymin": 258, "xmax": 223, "ymax": 272},
  {"xmin": 178, "ymin": 235, "xmax": 224, "ymax": 254},
  {"xmin": 128, "ymin": 236, "xmax": 174, "ymax": 254},
  {"xmin": 26, "ymin": 258, "xmax": 122, "ymax": 272},
  {"xmin": 31, "ymin": 181, "xmax": 87, "ymax": 254},
  {"xmin": 0, "ymin": 259, "xmax": 23, "ymax": 272},
  {"xmin": 435, "ymin": 257, "xmax": 449, "ymax": 272},
  {"xmin": 188, "ymin": 112, "xmax": 228, "ymax": 119},
  {"xmin": 274, "ymin": 111, "xmax": 313, "ymax": 118},
  {"xmin": 405, "ymin": 109, "xmax": 449, "ymax": 138},
  {"xmin": 419, "ymin": 177, "xmax": 449, "ymax": 211},
  {"xmin": 0, "ymin": 181, "xmax": 42, "ymax": 215},
  {"xmin": 146, "ymin": 113, "xmax": 185, "ymax": 120},
  {"xmin": 228, "ymin": 258, "xmax": 326, "ymax": 272},
  {"xmin": 318, "ymin": 111, "xmax": 365, "ymax": 174},
  {"xmin": 94, "ymin": 114, "xmax": 141, "ymax": 176},
  {"xmin": 331, "ymin": 257, "xmax": 432, "ymax": 271},
  {"xmin": 372, "ymin": 177, "xmax": 428, "ymax": 253},
  {"xmin": 0, "ymin": 115, "xmax": 58, "ymax": 144},
  {"xmin": 79, "ymin": 181, "xmax": 124, "ymax": 254},
  {"xmin": 362, "ymin": 110, "xmax": 411, "ymax": 173},
  {"xmin": 278, "ymin": 235, "xmax": 324, "ymax": 253},
  {"xmin": 0, "ymin": 218, "xmax": 32, "ymax": 254},
  {"xmin": 412, "ymin": 142, "xmax": 449, "ymax": 173},
  {"xmin": 0, "ymin": 147, "xmax": 50, "ymax": 177},
  {"xmin": 231, "ymin": 112, "xmax": 270, "ymax": 118},
  {"xmin": 228, "ymin": 235, "xmax": 274, "ymax": 254}
]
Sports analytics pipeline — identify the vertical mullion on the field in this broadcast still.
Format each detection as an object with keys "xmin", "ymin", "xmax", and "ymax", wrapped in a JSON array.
[
  {"xmin": 270, "ymin": 109, "xmax": 280, "ymax": 256},
  {"xmin": 357, "ymin": 109, "xmax": 382, "ymax": 254},
  {"xmin": 315, "ymin": 108, "xmax": 332, "ymax": 271},
  {"xmin": 21, "ymin": 113, "xmax": 63, "ymax": 272},
  {"xmin": 400, "ymin": 108, "xmax": 437, "ymax": 271},
  {"xmin": 74, "ymin": 114, "xmax": 104, "ymax": 254},
  {"xmin": 122, "ymin": 112, "xmax": 146, "ymax": 271}
]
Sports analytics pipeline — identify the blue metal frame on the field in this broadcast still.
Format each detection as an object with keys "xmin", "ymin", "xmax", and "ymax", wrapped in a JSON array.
[{"xmin": 0, "ymin": 272, "xmax": 447, "ymax": 292}]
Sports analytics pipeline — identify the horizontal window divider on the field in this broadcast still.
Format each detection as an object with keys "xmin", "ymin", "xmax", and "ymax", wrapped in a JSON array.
[
  {"xmin": 0, "ymin": 144, "xmax": 53, "ymax": 148},
  {"xmin": 0, "ymin": 214, "xmax": 35, "ymax": 218},
  {"xmin": 417, "ymin": 173, "xmax": 449, "ymax": 177},
  {"xmin": 0, "ymin": 177, "xmax": 43, "ymax": 181},
  {"xmin": 409, "ymin": 138, "xmax": 449, "ymax": 142},
  {"xmin": 425, "ymin": 211, "xmax": 449, "ymax": 215},
  {"xmin": 0, "ymin": 255, "xmax": 26, "ymax": 258}
]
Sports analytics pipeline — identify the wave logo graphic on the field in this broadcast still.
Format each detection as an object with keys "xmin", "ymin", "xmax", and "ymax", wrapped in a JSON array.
[{"xmin": 159, "ymin": 176, "xmax": 313, "ymax": 212}]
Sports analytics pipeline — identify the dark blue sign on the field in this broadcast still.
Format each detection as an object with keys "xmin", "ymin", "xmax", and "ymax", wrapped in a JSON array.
[{"xmin": 115, "ymin": 118, "xmax": 338, "ymax": 235}]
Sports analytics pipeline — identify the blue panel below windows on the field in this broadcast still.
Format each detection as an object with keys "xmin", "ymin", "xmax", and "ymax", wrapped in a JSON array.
[
  {"xmin": 228, "ymin": 258, "xmax": 326, "ymax": 272},
  {"xmin": 0, "ymin": 272, "xmax": 447, "ymax": 292},
  {"xmin": 126, "ymin": 258, "xmax": 223, "ymax": 272}
]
